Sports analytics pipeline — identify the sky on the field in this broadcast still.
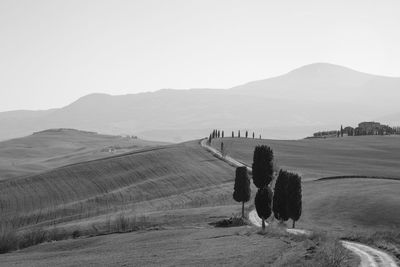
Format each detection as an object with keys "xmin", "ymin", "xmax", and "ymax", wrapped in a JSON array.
[{"xmin": 0, "ymin": 0, "xmax": 400, "ymax": 112}]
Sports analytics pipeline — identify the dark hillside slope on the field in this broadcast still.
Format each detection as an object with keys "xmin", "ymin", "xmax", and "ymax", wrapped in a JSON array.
[{"xmin": 0, "ymin": 140, "xmax": 234, "ymax": 229}]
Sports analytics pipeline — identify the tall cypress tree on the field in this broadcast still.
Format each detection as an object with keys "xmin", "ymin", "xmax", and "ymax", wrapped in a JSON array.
[
  {"xmin": 252, "ymin": 145, "xmax": 274, "ymax": 189},
  {"xmin": 273, "ymin": 170, "xmax": 289, "ymax": 222},
  {"xmin": 238, "ymin": 130, "xmax": 240, "ymax": 138},
  {"xmin": 222, "ymin": 131, "xmax": 224, "ymax": 138},
  {"xmin": 233, "ymin": 167, "xmax": 251, "ymax": 218},
  {"xmin": 255, "ymin": 187, "xmax": 273, "ymax": 230},
  {"xmin": 287, "ymin": 172, "xmax": 302, "ymax": 228},
  {"xmin": 245, "ymin": 131, "xmax": 248, "ymax": 138},
  {"xmin": 232, "ymin": 131, "xmax": 234, "ymax": 138}
]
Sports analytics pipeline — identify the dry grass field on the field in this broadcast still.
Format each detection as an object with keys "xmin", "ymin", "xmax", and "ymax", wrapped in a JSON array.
[
  {"xmin": 0, "ymin": 140, "xmax": 236, "ymax": 232},
  {"xmin": 0, "ymin": 128, "xmax": 166, "ymax": 180},
  {"xmin": 211, "ymin": 136, "xmax": 400, "ymax": 230},
  {"xmin": 1, "ymin": 135, "xmax": 399, "ymax": 266}
]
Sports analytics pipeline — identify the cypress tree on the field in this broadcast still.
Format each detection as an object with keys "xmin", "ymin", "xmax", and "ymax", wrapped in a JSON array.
[
  {"xmin": 340, "ymin": 125, "xmax": 344, "ymax": 137},
  {"xmin": 253, "ymin": 132, "xmax": 255, "ymax": 139},
  {"xmin": 273, "ymin": 170, "xmax": 289, "ymax": 222},
  {"xmin": 218, "ymin": 130, "xmax": 220, "ymax": 138},
  {"xmin": 233, "ymin": 167, "xmax": 251, "ymax": 218},
  {"xmin": 252, "ymin": 145, "xmax": 274, "ymax": 189},
  {"xmin": 222, "ymin": 131, "xmax": 224, "ymax": 138},
  {"xmin": 208, "ymin": 134, "xmax": 212, "ymax": 144},
  {"xmin": 287, "ymin": 172, "xmax": 302, "ymax": 228},
  {"xmin": 255, "ymin": 187, "xmax": 273, "ymax": 230},
  {"xmin": 246, "ymin": 131, "xmax": 248, "ymax": 138},
  {"xmin": 232, "ymin": 131, "xmax": 234, "ymax": 138},
  {"xmin": 238, "ymin": 130, "xmax": 240, "ymax": 138}
]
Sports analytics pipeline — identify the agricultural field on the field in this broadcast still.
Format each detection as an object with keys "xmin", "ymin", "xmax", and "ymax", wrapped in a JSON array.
[
  {"xmin": 211, "ymin": 135, "xmax": 400, "ymax": 180},
  {"xmin": 0, "ymin": 128, "xmax": 166, "ymax": 180},
  {"xmin": 0, "ymin": 136, "xmax": 399, "ymax": 266},
  {"xmin": 0, "ymin": 140, "xmax": 236, "ymax": 231}
]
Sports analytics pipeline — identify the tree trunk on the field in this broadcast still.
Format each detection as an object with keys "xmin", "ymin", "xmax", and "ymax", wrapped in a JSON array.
[
  {"xmin": 292, "ymin": 220, "xmax": 295, "ymax": 228},
  {"xmin": 242, "ymin": 202, "xmax": 245, "ymax": 218},
  {"xmin": 262, "ymin": 218, "xmax": 265, "ymax": 230}
]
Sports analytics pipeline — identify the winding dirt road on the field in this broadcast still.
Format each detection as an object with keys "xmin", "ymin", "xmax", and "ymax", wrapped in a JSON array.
[
  {"xmin": 200, "ymin": 138, "xmax": 398, "ymax": 267},
  {"xmin": 341, "ymin": 241, "xmax": 398, "ymax": 267}
]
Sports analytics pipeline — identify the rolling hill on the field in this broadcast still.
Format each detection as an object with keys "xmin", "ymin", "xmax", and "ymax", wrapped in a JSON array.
[
  {"xmin": 0, "ymin": 140, "xmax": 235, "ymax": 231},
  {"xmin": 0, "ymin": 137, "xmax": 399, "ymax": 266},
  {"xmin": 211, "ymin": 136, "xmax": 400, "ymax": 180},
  {"xmin": 0, "ymin": 128, "xmax": 165, "ymax": 180},
  {"xmin": 1, "ymin": 136, "xmax": 398, "ymax": 232},
  {"xmin": 1, "ymin": 63, "xmax": 399, "ymax": 142}
]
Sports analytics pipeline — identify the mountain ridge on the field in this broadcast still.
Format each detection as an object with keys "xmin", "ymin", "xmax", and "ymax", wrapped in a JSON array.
[{"xmin": 1, "ymin": 63, "xmax": 399, "ymax": 142}]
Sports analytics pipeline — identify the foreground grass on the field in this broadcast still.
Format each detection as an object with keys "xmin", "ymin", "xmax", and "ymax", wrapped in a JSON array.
[
  {"xmin": 0, "ymin": 213, "xmax": 154, "ymax": 254},
  {"xmin": 0, "ymin": 221, "xmax": 357, "ymax": 267},
  {"xmin": 255, "ymin": 226, "xmax": 354, "ymax": 267}
]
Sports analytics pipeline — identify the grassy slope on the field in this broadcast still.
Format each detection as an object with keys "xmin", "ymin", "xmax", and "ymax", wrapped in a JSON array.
[
  {"xmin": 0, "ymin": 129, "xmax": 165, "ymax": 180},
  {"xmin": 301, "ymin": 179, "xmax": 400, "ymax": 231},
  {"xmin": 0, "ymin": 227, "xmax": 295, "ymax": 267},
  {"xmin": 0, "ymin": 140, "xmax": 236, "ymax": 230},
  {"xmin": 212, "ymin": 136, "xmax": 400, "ymax": 231},
  {"xmin": 212, "ymin": 136, "xmax": 400, "ymax": 180}
]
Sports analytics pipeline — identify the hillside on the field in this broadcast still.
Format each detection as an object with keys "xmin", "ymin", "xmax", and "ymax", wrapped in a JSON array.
[
  {"xmin": 1, "ymin": 63, "xmax": 400, "ymax": 142},
  {"xmin": 211, "ymin": 136, "xmax": 400, "ymax": 180},
  {"xmin": 0, "ymin": 140, "xmax": 235, "ymax": 231},
  {"xmin": 0, "ymin": 138, "xmax": 399, "ymax": 265},
  {"xmin": 0, "ymin": 128, "xmax": 165, "ymax": 180}
]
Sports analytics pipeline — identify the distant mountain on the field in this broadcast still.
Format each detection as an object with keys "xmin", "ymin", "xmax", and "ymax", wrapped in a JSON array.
[
  {"xmin": 232, "ymin": 63, "xmax": 400, "ymax": 108},
  {"xmin": 1, "ymin": 63, "xmax": 399, "ymax": 142}
]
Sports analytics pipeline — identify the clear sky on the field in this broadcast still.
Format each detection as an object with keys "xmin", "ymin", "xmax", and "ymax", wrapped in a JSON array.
[{"xmin": 1, "ymin": 0, "xmax": 399, "ymax": 111}]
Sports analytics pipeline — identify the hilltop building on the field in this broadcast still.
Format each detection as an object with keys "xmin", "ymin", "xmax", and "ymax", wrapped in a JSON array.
[
  {"xmin": 311, "ymin": 121, "xmax": 399, "ymax": 138},
  {"xmin": 355, "ymin": 121, "xmax": 394, "ymax": 136}
]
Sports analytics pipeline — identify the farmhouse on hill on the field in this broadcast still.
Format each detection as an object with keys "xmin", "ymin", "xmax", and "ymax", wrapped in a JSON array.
[
  {"xmin": 312, "ymin": 121, "xmax": 399, "ymax": 138},
  {"xmin": 355, "ymin": 121, "xmax": 394, "ymax": 136}
]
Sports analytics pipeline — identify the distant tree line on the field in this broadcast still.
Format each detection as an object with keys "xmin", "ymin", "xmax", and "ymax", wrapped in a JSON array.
[{"xmin": 208, "ymin": 129, "xmax": 261, "ymax": 144}]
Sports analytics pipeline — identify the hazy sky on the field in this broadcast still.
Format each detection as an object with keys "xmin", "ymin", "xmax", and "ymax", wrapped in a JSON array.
[{"xmin": 1, "ymin": 0, "xmax": 399, "ymax": 111}]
